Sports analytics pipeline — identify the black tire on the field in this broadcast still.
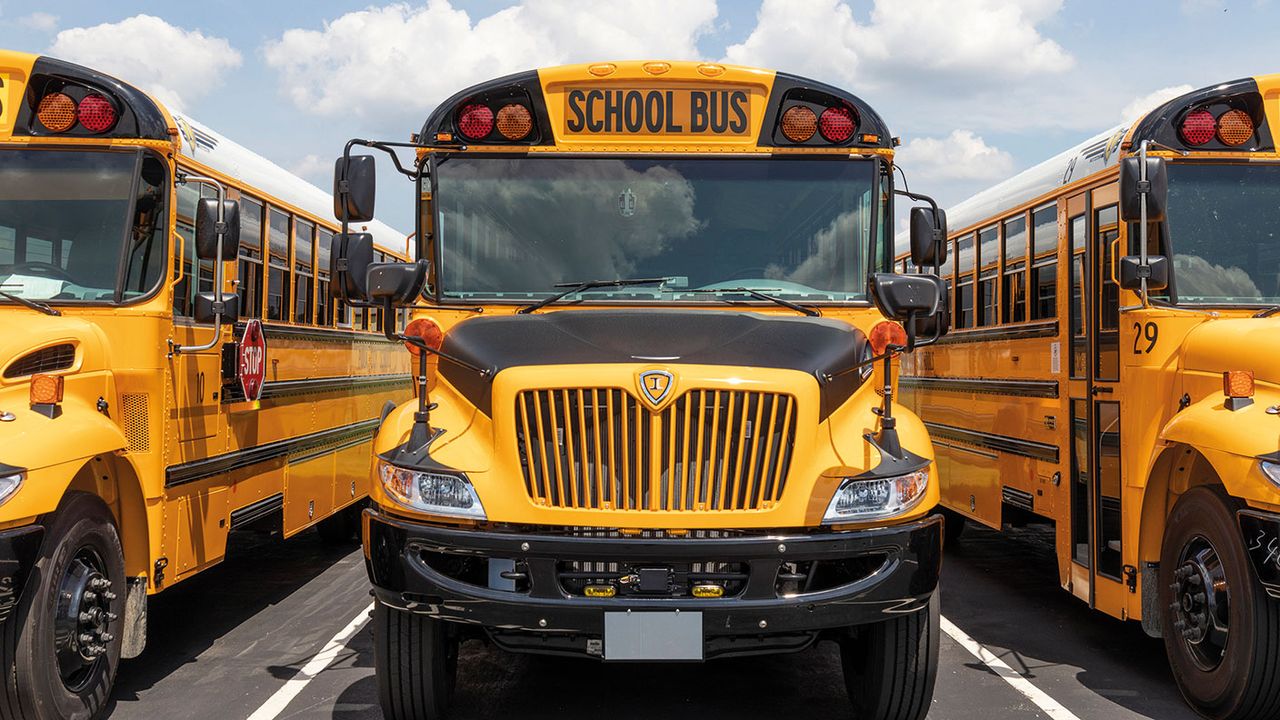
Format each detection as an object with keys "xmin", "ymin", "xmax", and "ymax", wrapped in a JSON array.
[
  {"xmin": 373, "ymin": 600, "xmax": 458, "ymax": 720},
  {"xmin": 0, "ymin": 493, "xmax": 126, "ymax": 720},
  {"xmin": 940, "ymin": 508, "xmax": 966, "ymax": 547},
  {"xmin": 1159, "ymin": 486, "xmax": 1280, "ymax": 720},
  {"xmin": 841, "ymin": 592, "xmax": 939, "ymax": 720},
  {"xmin": 316, "ymin": 503, "xmax": 361, "ymax": 545}
]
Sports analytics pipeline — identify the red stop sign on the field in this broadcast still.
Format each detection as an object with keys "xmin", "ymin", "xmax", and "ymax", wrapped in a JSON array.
[{"xmin": 238, "ymin": 319, "xmax": 267, "ymax": 402}]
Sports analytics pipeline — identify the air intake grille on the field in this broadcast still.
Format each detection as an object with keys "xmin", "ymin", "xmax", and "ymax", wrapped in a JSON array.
[
  {"xmin": 515, "ymin": 388, "xmax": 797, "ymax": 512},
  {"xmin": 4, "ymin": 343, "xmax": 74, "ymax": 378},
  {"xmin": 120, "ymin": 394, "xmax": 150, "ymax": 452}
]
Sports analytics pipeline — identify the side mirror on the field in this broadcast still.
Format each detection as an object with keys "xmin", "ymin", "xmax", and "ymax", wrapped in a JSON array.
[
  {"xmin": 911, "ymin": 282, "xmax": 950, "ymax": 341},
  {"xmin": 195, "ymin": 198, "xmax": 240, "ymax": 261},
  {"xmin": 1119, "ymin": 157, "xmax": 1168, "ymax": 222},
  {"xmin": 194, "ymin": 292, "xmax": 239, "ymax": 325},
  {"xmin": 367, "ymin": 261, "xmax": 428, "ymax": 307},
  {"xmin": 1119, "ymin": 255, "xmax": 1169, "ymax": 291},
  {"xmin": 334, "ymin": 155, "xmax": 376, "ymax": 223},
  {"xmin": 869, "ymin": 272, "xmax": 943, "ymax": 323},
  {"xmin": 331, "ymin": 232, "xmax": 374, "ymax": 303},
  {"xmin": 909, "ymin": 207, "xmax": 948, "ymax": 268}
]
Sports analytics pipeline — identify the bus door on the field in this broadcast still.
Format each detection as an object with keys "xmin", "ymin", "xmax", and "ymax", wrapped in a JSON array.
[{"xmin": 1066, "ymin": 186, "xmax": 1126, "ymax": 612}]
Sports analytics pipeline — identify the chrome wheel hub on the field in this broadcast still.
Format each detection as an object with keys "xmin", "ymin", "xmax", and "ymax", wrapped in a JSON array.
[{"xmin": 1169, "ymin": 535, "xmax": 1230, "ymax": 671}]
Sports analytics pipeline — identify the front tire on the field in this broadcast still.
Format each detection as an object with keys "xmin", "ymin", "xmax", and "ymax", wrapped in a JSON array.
[
  {"xmin": 0, "ymin": 493, "xmax": 126, "ymax": 720},
  {"xmin": 1159, "ymin": 485, "xmax": 1280, "ymax": 720},
  {"xmin": 373, "ymin": 600, "xmax": 458, "ymax": 720},
  {"xmin": 841, "ymin": 592, "xmax": 939, "ymax": 720}
]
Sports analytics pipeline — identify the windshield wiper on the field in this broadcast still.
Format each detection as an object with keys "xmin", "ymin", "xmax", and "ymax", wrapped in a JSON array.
[
  {"xmin": 1253, "ymin": 305, "xmax": 1280, "ymax": 318},
  {"xmin": 687, "ymin": 287, "xmax": 820, "ymax": 317},
  {"xmin": 0, "ymin": 290, "xmax": 60, "ymax": 316},
  {"xmin": 517, "ymin": 277, "xmax": 671, "ymax": 314}
]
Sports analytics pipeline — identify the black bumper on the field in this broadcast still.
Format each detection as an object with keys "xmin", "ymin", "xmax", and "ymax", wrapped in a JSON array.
[
  {"xmin": 1240, "ymin": 509, "xmax": 1280, "ymax": 598},
  {"xmin": 0, "ymin": 524, "xmax": 44, "ymax": 625},
  {"xmin": 363, "ymin": 509, "xmax": 942, "ymax": 659}
]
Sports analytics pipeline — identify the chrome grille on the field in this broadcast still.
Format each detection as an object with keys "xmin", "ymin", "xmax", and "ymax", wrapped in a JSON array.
[
  {"xmin": 514, "ymin": 388, "xmax": 797, "ymax": 511},
  {"xmin": 4, "ymin": 343, "xmax": 74, "ymax": 378}
]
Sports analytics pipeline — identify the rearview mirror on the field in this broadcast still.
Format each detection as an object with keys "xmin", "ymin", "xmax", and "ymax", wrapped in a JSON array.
[
  {"xmin": 869, "ymin": 273, "xmax": 944, "ymax": 323},
  {"xmin": 909, "ymin": 207, "xmax": 948, "ymax": 268},
  {"xmin": 1119, "ymin": 255, "xmax": 1169, "ymax": 291},
  {"xmin": 195, "ymin": 198, "xmax": 240, "ymax": 261},
  {"xmin": 911, "ymin": 284, "xmax": 950, "ymax": 341},
  {"xmin": 194, "ymin": 292, "xmax": 239, "ymax": 325},
  {"xmin": 367, "ymin": 261, "xmax": 428, "ymax": 307},
  {"xmin": 1119, "ymin": 157, "xmax": 1168, "ymax": 222},
  {"xmin": 334, "ymin": 155, "xmax": 377, "ymax": 223},
  {"xmin": 331, "ymin": 232, "xmax": 374, "ymax": 303}
]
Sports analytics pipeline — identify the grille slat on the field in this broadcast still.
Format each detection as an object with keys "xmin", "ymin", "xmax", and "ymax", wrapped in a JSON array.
[
  {"xmin": 516, "ymin": 387, "xmax": 797, "ymax": 512},
  {"xmin": 4, "ymin": 343, "xmax": 74, "ymax": 378}
]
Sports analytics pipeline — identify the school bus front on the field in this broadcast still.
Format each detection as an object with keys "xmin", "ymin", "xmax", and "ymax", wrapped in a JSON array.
[{"xmin": 341, "ymin": 61, "xmax": 951, "ymax": 720}]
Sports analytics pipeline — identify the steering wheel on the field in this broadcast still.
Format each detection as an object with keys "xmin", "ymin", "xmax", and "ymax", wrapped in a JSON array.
[{"xmin": 9, "ymin": 262, "xmax": 75, "ymax": 283}]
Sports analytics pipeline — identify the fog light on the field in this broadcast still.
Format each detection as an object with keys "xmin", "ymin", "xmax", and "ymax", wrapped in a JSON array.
[
  {"xmin": 691, "ymin": 584, "xmax": 724, "ymax": 598},
  {"xmin": 584, "ymin": 585, "xmax": 616, "ymax": 598}
]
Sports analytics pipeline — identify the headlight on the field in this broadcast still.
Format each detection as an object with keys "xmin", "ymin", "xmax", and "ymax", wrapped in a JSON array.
[
  {"xmin": 0, "ymin": 472, "xmax": 22, "ymax": 506},
  {"xmin": 823, "ymin": 469, "xmax": 928, "ymax": 523},
  {"xmin": 1262, "ymin": 460, "xmax": 1280, "ymax": 488},
  {"xmin": 378, "ymin": 462, "xmax": 486, "ymax": 520}
]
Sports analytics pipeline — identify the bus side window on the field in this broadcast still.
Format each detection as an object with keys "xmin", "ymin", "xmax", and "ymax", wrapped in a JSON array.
[
  {"xmin": 173, "ymin": 180, "xmax": 213, "ymax": 317},
  {"xmin": 977, "ymin": 225, "xmax": 998, "ymax": 326},
  {"xmin": 1069, "ymin": 214, "xmax": 1087, "ymax": 378},
  {"xmin": 955, "ymin": 234, "xmax": 975, "ymax": 329},
  {"xmin": 267, "ymin": 208, "xmax": 290, "ymax": 322},
  {"xmin": 317, "ymin": 228, "xmax": 333, "ymax": 325},
  {"xmin": 1030, "ymin": 203, "xmax": 1057, "ymax": 321},
  {"xmin": 0, "ymin": 225, "xmax": 14, "ymax": 264},
  {"xmin": 294, "ymin": 218, "xmax": 315, "ymax": 324},
  {"xmin": 1095, "ymin": 205, "xmax": 1120, "ymax": 380},
  {"xmin": 1002, "ymin": 214, "xmax": 1028, "ymax": 323},
  {"xmin": 239, "ymin": 196, "xmax": 264, "ymax": 319}
]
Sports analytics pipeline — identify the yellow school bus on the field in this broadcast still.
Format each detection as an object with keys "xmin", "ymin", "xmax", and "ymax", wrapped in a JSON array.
[
  {"xmin": 899, "ymin": 76, "xmax": 1280, "ymax": 719},
  {"xmin": 329, "ymin": 60, "xmax": 951, "ymax": 720},
  {"xmin": 0, "ymin": 51, "xmax": 410, "ymax": 717}
]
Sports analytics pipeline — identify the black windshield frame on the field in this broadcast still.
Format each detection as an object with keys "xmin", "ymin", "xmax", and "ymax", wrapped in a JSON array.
[
  {"xmin": 1162, "ymin": 160, "xmax": 1280, "ymax": 308},
  {"xmin": 0, "ymin": 145, "xmax": 169, "ymax": 308},
  {"xmin": 422, "ymin": 153, "xmax": 892, "ymax": 307}
]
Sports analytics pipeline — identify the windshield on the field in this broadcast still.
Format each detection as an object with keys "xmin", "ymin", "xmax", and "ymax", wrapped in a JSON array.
[
  {"xmin": 0, "ymin": 149, "xmax": 167, "ymax": 304},
  {"xmin": 1165, "ymin": 163, "xmax": 1280, "ymax": 305},
  {"xmin": 433, "ymin": 157, "xmax": 884, "ymax": 302}
]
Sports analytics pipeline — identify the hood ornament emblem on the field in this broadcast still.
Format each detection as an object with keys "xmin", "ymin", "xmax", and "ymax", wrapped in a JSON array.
[{"xmin": 637, "ymin": 369, "xmax": 674, "ymax": 410}]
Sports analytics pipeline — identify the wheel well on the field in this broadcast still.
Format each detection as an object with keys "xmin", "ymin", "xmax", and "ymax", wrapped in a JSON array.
[
  {"xmin": 1138, "ymin": 443, "xmax": 1224, "ymax": 565},
  {"xmin": 66, "ymin": 456, "xmax": 150, "ymax": 579}
]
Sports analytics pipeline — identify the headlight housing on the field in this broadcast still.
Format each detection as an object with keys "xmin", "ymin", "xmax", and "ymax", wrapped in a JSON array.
[
  {"xmin": 823, "ymin": 469, "xmax": 929, "ymax": 523},
  {"xmin": 0, "ymin": 472, "xmax": 21, "ymax": 506},
  {"xmin": 1262, "ymin": 459, "xmax": 1280, "ymax": 489},
  {"xmin": 378, "ymin": 461, "xmax": 486, "ymax": 520}
]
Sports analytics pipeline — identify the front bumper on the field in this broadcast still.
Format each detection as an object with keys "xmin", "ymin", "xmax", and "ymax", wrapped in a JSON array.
[
  {"xmin": 1240, "ymin": 509, "xmax": 1280, "ymax": 599},
  {"xmin": 363, "ymin": 508, "xmax": 942, "ymax": 659},
  {"xmin": 0, "ymin": 524, "xmax": 44, "ymax": 625}
]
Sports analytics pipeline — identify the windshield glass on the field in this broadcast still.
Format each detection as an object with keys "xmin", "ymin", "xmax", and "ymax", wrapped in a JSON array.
[
  {"xmin": 0, "ymin": 149, "xmax": 167, "ymax": 304},
  {"xmin": 1166, "ymin": 163, "xmax": 1280, "ymax": 304},
  {"xmin": 433, "ymin": 157, "xmax": 883, "ymax": 302}
]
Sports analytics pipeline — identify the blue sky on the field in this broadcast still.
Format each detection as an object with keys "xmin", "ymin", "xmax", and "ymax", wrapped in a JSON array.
[{"xmin": 1, "ymin": 0, "xmax": 1275, "ymax": 231}]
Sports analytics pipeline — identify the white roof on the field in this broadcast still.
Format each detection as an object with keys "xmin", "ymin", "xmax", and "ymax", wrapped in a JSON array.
[{"xmin": 170, "ymin": 113, "xmax": 409, "ymax": 256}]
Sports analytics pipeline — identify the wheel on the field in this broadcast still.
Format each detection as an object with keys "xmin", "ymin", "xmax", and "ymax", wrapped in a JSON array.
[
  {"xmin": 373, "ymin": 600, "xmax": 458, "ymax": 720},
  {"xmin": 1159, "ymin": 485, "xmax": 1280, "ymax": 720},
  {"xmin": 316, "ymin": 503, "xmax": 361, "ymax": 545},
  {"xmin": 841, "ymin": 591, "xmax": 939, "ymax": 720},
  {"xmin": 0, "ymin": 493, "xmax": 125, "ymax": 720},
  {"xmin": 940, "ymin": 508, "xmax": 966, "ymax": 547}
]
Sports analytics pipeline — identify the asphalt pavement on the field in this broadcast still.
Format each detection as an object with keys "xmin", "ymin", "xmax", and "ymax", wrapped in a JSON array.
[{"xmin": 104, "ymin": 522, "xmax": 1197, "ymax": 720}]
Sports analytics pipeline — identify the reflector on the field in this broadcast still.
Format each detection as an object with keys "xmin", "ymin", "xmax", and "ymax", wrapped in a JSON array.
[
  {"xmin": 36, "ymin": 93, "xmax": 76, "ymax": 132},
  {"xmin": 1216, "ymin": 109, "xmax": 1254, "ymax": 146},
  {"xmin": 780, "ymin": 106, "xmax": 817, "ymax": 143},
  {"xmin": 458, "ymin": 103, "xmax": 494, "ymax": 140},
  {"xmin": 1179, "ymin": 108, "xmax": 1215, "ymax": 145}
]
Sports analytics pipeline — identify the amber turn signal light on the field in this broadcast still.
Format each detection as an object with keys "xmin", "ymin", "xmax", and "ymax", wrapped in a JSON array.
[
  {"xmin": 584, "ymin": 585, "xmax": 616, "ymax": 598},
  {"xmin": 1223, "ymin": 370, "xmax": 1254, "ymax": 398},
  {"xmin": 869, "ymin": 321, "xmax": 908, "ymax": 356},
  {"xmin": 691, "ymin": 584, "xmax": 725, "ymax": 598},
  {"xmin": 30, "ymin": 374, "xmax": 65, "ymax": 405}
]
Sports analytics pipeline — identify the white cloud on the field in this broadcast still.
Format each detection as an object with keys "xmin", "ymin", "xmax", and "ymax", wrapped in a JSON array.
[
  {"xmin": 289, "ymin": 154, "xmax": 329, "ymax": 184},
  {"xmin": 263, "ymin": 0, "xmax": 717, "ymax": 125},
  {"xmin": 724, "ymin": 0, "xmax": 1073, "ymax": 92},
  {"xmin": 19, "ymin": 12, "xmax": 58, "ymax": 31},
  {"xmin": 1120, "ymin": 84, "xmax": 1194, "ymax": 124},
  {"xmin": 48, "ymin": 15, "xmax": 241, "ymax": 111},
  {"xmin": 894, "ymin": 130, "xmax": 1014, "ymax": 184}
]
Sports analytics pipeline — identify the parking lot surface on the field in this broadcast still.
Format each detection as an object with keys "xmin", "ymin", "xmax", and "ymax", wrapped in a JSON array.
[{"xmin": 105, "ymin": 523, "xmax": 1196, "ymax": 720}]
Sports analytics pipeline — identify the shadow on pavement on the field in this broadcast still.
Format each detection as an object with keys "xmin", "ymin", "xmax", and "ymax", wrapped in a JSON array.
[{"xmin": 942, "ymin": 522, "xmax": 1197, "ymax": 720}]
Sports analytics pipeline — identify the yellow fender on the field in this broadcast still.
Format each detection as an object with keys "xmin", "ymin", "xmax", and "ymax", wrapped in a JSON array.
[{"xmin": 1159, "ymin": 390, "xmax": 1280, "ymax": 507}]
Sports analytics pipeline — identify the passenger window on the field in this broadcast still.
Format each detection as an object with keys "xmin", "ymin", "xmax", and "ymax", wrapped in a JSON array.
[
  {"xmin": 317, "ymin": 228, "xmax": 333, "ymax": 325},
  {"xmin": 294, "ymin": 219, "xmax": 315, "ymax": 324},
  {"xmin": 977, "ymin": 225, "xmax": 998, "ymax": 326},
  {"xmin": 1069, "ymin": 215, "xmax": 1087, "ymax": 378},
  {"xmin": 173, "ymin": 180, "xmax": 213, "ymax": 318},
  {"xmin": 955, "ymin": 234, "xmax": 975, "ymax": 329},
  {"xmin": 267, "ymin": 209, "xmax": 290, "ymax": 321},
  {"xmin": 238, "ymin": 197, "xmax": 264, "ymax": 319},
  {"xmin": 1095, "ymin": 205, "xmax": 1120, "ymax": 381},
  {"xmin": 1002, "ymin": 215, "xmax": 1028, "ymax": 323},
  {"xmin": 1031, "ymin": 204, "xmax": 1057, "ymax": 320}
]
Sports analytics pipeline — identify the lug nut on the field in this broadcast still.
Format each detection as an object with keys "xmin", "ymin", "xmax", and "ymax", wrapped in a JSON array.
[
  {"xmin": 106, "ymin": 612, "xmax": 118, "ymax": 622},
  {"xmin": 82, "ymin": 591, "xmax": 96, "ymax": 602},
  {"xmin": 100, "ymin": 632, "xmax": 114, "ymax": 643},
  {"xmin": 102, "ymin": 591, "xmax": 117, "ymax": 601},
  {"xmin": 78, "ymin": 633, "xmax": 94, "ymax": 644}
]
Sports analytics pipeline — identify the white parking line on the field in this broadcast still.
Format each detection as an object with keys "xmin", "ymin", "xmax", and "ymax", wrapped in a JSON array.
[
  {"xmin": 940, "ymin": 615, "xmax": 1082, "ymax": 720},
  {"xmin": 245, "ymin": 602, "xmax": 374, "ymax": 720}
]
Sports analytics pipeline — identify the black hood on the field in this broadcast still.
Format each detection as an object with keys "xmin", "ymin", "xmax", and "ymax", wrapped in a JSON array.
[{"xmin": 439, "ymin": 310, "xmax": 869, "ymax": 419}]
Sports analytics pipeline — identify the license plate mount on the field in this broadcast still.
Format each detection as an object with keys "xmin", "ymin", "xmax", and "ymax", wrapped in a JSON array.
[{"xmin": 604, "ymin": 610, "xmax": 703, "ymax": 661}]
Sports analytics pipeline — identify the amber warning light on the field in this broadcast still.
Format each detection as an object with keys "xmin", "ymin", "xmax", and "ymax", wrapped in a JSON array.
[{"xmin": 1223, "ymin": 370, "xmax": 1254, "ymax": 411}]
